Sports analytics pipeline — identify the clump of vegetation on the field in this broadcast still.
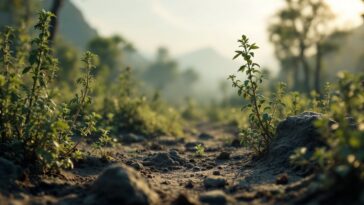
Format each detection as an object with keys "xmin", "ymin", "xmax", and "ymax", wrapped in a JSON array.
[
  {"xmin": 310, "ymin": 72, "xmax": 364, "ymax": 199},
  {"xmin": 107, "ymin": 67, "xmax": 184, "ymax": 137},
  {"xmin": 286, "ymin": 72, "xmax": 364, "ymax": 201},
  {"xmin": 0, "ymin": 10, "xmax": 105, "ymax": 173},
  {"xmin": 229, "ymin": 35, "xmax": 285, "ymax": 154}
]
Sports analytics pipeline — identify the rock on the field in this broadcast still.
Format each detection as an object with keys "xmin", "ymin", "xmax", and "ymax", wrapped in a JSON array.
[
  {"xmin": 185, "ymin": 180, "xmax": 194, "ymax": 189},
  {"xmin": 0, "ymin": 157, "xmax": 20, "ymax": 190},
  {"xmin": 143, "ymin": 151, "xmax": 186, "ymax": 170},
  {"xmin": 186, "ymin": 163, "xmax": 194, "ymax": 169},
  {"xmin": 216, "ymin": 152, "xmax": 230, "ymax": 160},
  {"xmin": 171, "ymin": 193, "xmax": 199, "ymax": 205},
  {"xmin": 212, "ymin": 170, "xmax": 220, "ymax": 176},
  {"xmin": 91, "ymin": 164, "xmax": 159, "ymax": 205},
  {"xmin": 199, "ymin": 190, "xmax": 235, "ymax": 205},
  {"xmin": 130, "ymin": 161, "xmax": 144, "ymax": 170},
  {"xmin": 159, "ymin": 136, "xmax": 184, "ymax": 146},
  {"xmin": 185, "ymin": 142, "xmax": 204, "ymax": 152},
  {"xmin": 230, "ymin": 139, "xmax": 241, "ymax": 148},
  {"xmin": 198, "ymin": 133, "xmax": 214, "ymax": 140},
  {"xmin": 276, "ymin": 173, "xmax": 289, "ymax": 185},
  {"xmin": 203, "ymin": 176, "xmax": 227, "ymax": 189},
  {"xmin": 150, "ymin": 143, "xmax": 163, "ymax": 150},
  {"xmin": 119, "ymin": 133, "xmax": 146, "ymax": 144},
  {"xmin": 266, "ymin": 112, "xmax": 326, "ymax": 166}
]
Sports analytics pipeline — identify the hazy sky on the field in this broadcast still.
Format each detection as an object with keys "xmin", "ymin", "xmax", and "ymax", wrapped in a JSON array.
[{"xmin": 71, "ymin": 0, "xmax": 364, "ymax": 71}]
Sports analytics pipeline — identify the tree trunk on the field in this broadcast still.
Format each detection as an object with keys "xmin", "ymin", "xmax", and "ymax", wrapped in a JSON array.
[
  {"xmin": 23, "ymin": 0, "xmax": 31, "ymax": 26},
  {"xmin": 299, "ymin": 40, "xmax": 311, "ymax": 93},
  {"xmin": 314, "ymin": 43, "xmax": 322, "ymax": 95},
  {"xmin": 292, "ymin": 57, "xmax": 300, "ymax": 90},
  {"xmin": 49, "ymin": 0, "xmax": 64, "ymax": 44}
]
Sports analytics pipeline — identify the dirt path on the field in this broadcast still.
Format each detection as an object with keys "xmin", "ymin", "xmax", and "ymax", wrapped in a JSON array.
[{"xmin": 0, "ymin": 123, "xmax": 314, "ymax": 205}]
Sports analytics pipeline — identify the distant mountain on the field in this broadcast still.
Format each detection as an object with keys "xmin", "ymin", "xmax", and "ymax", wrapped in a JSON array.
[
  {"xmin": 0, "ymin": 0, "xmax": 97, "ymax": 50},
  {"xmin": 41, "ymin": 0, "xmax": 98, "ymax": 50},
  {"xmin": 177, "ymin": 47, "xmax": 238, "ymax": 100}
]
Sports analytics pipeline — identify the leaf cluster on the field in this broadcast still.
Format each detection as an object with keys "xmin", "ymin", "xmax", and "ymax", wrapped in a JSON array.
[{"xmin": 0, "ymin": 10, "xmax": 106, "ymax": 172}]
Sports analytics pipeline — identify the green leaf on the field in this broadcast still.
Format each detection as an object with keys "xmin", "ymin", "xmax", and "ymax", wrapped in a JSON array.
[
  {"xmin": 22, "ymin": 66, "xmax": 32, "ymax": 74},
  {"xmin": 233, "ymin": 53, "xmax": 241, "ymax": 60},
  {"xmin": 262, "ymin": 113, "xmax": 271, "ymax": 121},
  {"xmin": 250, "ymin": 43, "xmax": 259, "ymax": 50}
]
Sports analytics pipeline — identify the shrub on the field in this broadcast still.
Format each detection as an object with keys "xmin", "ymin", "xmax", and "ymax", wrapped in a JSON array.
[
  {"xmin": 0, "ymin": 10, "xmax": 104, "ymax": 173},
  {"xmin": 107, "ymin": 68, "xmax": 184, "ymax": 137},
  {"xmin": 289, "ymin": 72, "xmax": 364, "ymax": 201},
  {"xmin": 313, "ymin": 72, "xmax": 364, "ymax": 193}
]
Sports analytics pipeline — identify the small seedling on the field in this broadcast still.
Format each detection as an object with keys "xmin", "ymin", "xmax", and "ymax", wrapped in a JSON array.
[{"xmin": 195, "ymin": 144, "xmax": 205, "ymax": 156}]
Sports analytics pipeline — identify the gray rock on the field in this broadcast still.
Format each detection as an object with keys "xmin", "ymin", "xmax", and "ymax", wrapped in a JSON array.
[
  {"xmin": 203, "ymin": 176, "xmax": 227, "ymax": 189},
  {"xmin": 216, "ymin": 152, "xmax": 230, "ymax": 160},
  {"xmin": 198, "ymin": 133, "xmax": 214, "ymax": 140},
  {"xmin": 130, "ymin": 161, "xmax": 144, "ymax": 170},
  {"xmin": 199, "ymin": 190, "xmax": 235, "ymax": 205},
  {"xmin": 185, "ymin": 142, "xmax": 204, "ymax": 152},
  {"xmin": 143, "ymin": 150, "xmax": 186, "ymax": 170},
  {"xmin": 230, "ymin": 139, "xmax": 242, "ymax": 147},
  {"xmin": 0, "ymin": 157, "xmax": 20, "ymax": 190},
  {"xmin": 119, "ymin": 133, "xmax": 146, "ymax": 144},
  {"xmin": 265, "ymin": 112, "xmax": 326, "ymax": 166},
  {"xmin": 158, "ymin": 136, "xmax": 184, "ymax": 146},
  {"xmin": 91, "ymin": 164, "xmax": 159, "ymax": 205}
]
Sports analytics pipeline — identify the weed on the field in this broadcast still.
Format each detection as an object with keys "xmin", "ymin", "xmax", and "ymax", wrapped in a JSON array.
[
  {"xmin": 195, "ymin": 144, "xmax": 205, "ymax": 157},
  {"xmin": 229, "ymin": 35, "xmax": 283, "ymax": 154}
]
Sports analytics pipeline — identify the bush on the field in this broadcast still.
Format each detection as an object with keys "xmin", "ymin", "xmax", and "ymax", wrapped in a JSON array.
[
  {"xmin": 0, "ymin": 10, "xmax": 104, "ymax": 172},
  {"xmin": 310, "ymin": 72, "xmax": 364, "ymax": 199},
  {"xmin": 106, "ymin": 68, "xmax": 184, "ymax": 137}
]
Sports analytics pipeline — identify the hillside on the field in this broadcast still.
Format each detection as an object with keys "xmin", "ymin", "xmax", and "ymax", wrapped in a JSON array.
[
  {"xmin": 42, "ymin": 0, "xmax": 98, "ymax": 50},
  {"xmin": 0, "ymin": 0, "xmax": 97, "ymax": 50}
]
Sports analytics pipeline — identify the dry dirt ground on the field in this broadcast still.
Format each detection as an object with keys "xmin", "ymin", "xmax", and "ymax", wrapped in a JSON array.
[{"xmin": 0, "ymin": 123, "xmax": 317, "ymax": 205}]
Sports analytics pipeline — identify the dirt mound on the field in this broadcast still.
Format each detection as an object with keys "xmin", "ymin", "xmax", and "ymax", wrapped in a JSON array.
[
  {"xmin": 265, "ymin": 112, "xmax": 326, "ymax": 167},
  {"xmin": 143, "ymin": 150, "xmax": 188, "ymax": 170},
  {"xmin": 89, "ymin": 164, "xmax": 159, "ymax": 205}
]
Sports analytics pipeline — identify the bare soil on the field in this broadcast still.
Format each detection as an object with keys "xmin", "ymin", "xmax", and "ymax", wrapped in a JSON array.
[{"xmin": 0, "ymin": 123, "xmax": 317, "ymax": 205}]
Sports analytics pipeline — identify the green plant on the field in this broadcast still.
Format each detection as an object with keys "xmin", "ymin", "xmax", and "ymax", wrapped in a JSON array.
[
  {"xmin": 268, "ymin": 82, "xmax": 287, "ymax": 124},
  {"xmin": 229, "ymin": 35, "xmax": 281, "ymax": 154},
  {"xmin": 289, "ymin": 92, "xmax": 301, "ymax": 115},
  {"xmin": 0, "ymin": 10, "xmax": 105, "ymax": 172},
  {"xmin": 107, "ymin": 67, "xmax": 184, "ymax": 137},
  {"xmin": 195, "ymin": 144, "xmax": 205, "ymax": 157},
  {"xmin": 291, "ymin": 72, "xmax": 364, "ymax": 201}
]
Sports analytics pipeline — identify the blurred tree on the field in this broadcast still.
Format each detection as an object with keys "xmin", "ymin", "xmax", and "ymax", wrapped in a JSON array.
[
  {"xmin": 0, "ymin": 0, "xmax": 38, "ymax": 27},
  {"xmin": 313, "ymin": 30, "xmax": 348, "ymax": 93},
  {"xmin": 54, "ymin": 40, "xmax": 80, "ymax": 85},
  {"xmin": 49, "ymin": 0, "xmax": 64, "ymax": 44},
  {"xmin": 87, "ymin": 35, "xmax": 134, "ymax": 82},
  {"xmin": 269, "ymin": 0, "xmax": 335, "ymax": 93},
  {"xmin": 181, "ymin": 68, "xmax": 199, "ymax": 85},
  {"xmin": 143, "ymin": 47, "xmax": 178, "ymax": 91}
]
